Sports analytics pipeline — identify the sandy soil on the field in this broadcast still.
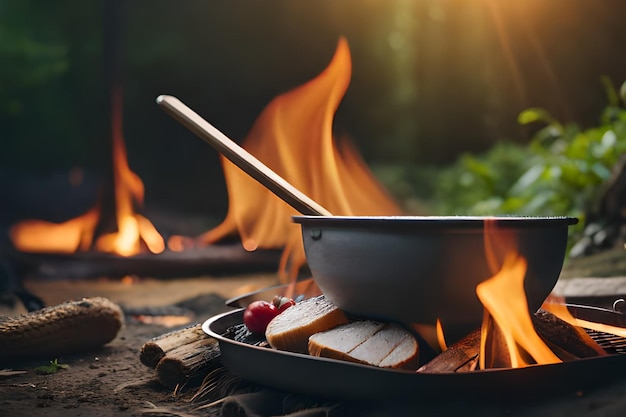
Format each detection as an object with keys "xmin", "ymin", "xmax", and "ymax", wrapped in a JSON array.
[{"xmin": 0, "ymin": 274, "xmax": 278, "ymax": 417}]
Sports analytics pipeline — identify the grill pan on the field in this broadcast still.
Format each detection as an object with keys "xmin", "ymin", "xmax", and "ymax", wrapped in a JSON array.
[{"xmin": 203, "ymin": 307, "xmax": 626, "ymax": 404}]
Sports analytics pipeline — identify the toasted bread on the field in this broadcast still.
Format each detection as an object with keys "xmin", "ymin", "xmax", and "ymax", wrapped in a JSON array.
[
  {"xmin": 308, "ymin": 320, "xmax": 419, "ymax": 369},
  {"xmin": 265, "ymin": 295, "xmax": 348, "ymax": 353}
]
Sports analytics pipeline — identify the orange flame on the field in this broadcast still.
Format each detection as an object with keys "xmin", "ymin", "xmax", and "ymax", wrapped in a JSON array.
[
  {"xmin": 9, "ymin": 87, "xmax": 165, "ymax": 257},
  {"xmin": 189, "ymin": 37, "xmax": 402, "ymax": 280},
  {"xmin": 476, "ymin": 219, "xmax": 561, "ymax": 368},
  {"xmin": 542, "ymin": 298, "xmax": 626, "ymax": 339},
  {"xmin": 9, "ymin": 205, "xmax": 100, "ymax": 254},
  {"xmin": 436, "ymin": 319, "xmax": 448, "ymax": 352},
  {"xmin": 94, "ymin": 87, "xmax": 165, "ymax": 256}
]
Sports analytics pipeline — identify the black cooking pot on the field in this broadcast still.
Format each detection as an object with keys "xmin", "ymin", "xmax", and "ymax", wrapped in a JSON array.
[{"xmin": 293, "ymin": 215, "xmax": 578, "ymax": 335}]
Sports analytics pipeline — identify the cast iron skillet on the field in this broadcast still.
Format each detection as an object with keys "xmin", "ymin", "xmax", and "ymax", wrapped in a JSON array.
[{"xmin": 203, "ymin": 308, "xmax": 626, "ymax": 405}]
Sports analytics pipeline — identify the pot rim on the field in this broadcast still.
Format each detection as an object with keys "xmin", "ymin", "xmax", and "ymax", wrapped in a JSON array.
[{"xmin": 292, "ymin": 215, "xmax": 579, "ymax": 229}]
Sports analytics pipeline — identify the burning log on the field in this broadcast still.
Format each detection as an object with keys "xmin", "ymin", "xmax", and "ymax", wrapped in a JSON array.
[
  {"xmin": 480, "ymin": 313, "xmax": 517, "ymax": 369},
  {"xmin": 418, "ymin": 308, "xmax": 608, "ymax": 373},
  {"xmin": 9, "ymin": 244, "xmax": 282, "ymax": 281},
  {"xmin": 140, "ymin": 323, "xmax": 221, "ymax": 389},
  {"xmin": 416, "ymin": 328, "xmax": 480, "ymax": 373},
  {"xmin": 532, "ymin": 308, "xmax": 607, "ymax": 360}
]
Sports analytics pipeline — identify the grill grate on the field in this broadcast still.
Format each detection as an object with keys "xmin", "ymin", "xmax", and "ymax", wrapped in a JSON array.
[{"xmin": 587, "ymin": 330, "xmax": 626, "ymax": 355}]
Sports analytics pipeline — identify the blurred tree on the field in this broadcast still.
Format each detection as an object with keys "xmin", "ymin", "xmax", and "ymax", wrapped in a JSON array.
[{"xmin": 0, "ymin": 0, "xmax": 105, "ymax": 172}]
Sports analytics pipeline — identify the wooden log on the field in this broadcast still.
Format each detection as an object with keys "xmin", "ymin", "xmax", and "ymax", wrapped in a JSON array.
[
  {"xmin": 140, "ymin": 323, "xmax": 208, "ymax": 368},
  {"xmin": 417, "ymin": 328, "xmax": 481, "ymax": 373},
  {"xmin": 156, "ymin": 334, "xmax": 221, "ymax": 389},
  {"xmin": 532, "ymin": 308, "xmax": 607, "ymax": 360},
  {"xmin": 480, "ymin": 313, "xmax": 514, "ymax": 369},
  {"xmin": 9, "ymin": 244, "xmax": 282, "ymax": 281},
  {"xmin": 419, "ymin": 308, "xmax": 609, "ymax": 374}
]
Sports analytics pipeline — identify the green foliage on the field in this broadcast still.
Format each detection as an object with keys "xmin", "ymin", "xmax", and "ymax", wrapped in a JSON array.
[
  {"xmin": 0, "ymin": 1, "xmax": 105, "ymax": 172},
  {"xmin": 35, "ymin": 359, "xmax": 70, "ymax": 375},
  {"xmin": 418, "ymin": 77, "xmax": 626, "ymax": 243},
  {"xmin": 0, "ymin": 2, "xmax": 69, "ymax": 115}
]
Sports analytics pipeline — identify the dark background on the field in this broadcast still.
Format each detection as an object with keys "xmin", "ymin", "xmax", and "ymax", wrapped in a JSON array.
[{"xmin": 1, "ymin": 0, "xmax": 625, "ymax": 223}]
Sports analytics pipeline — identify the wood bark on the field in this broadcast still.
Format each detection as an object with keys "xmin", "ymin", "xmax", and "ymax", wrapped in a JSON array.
[
  {"xmin": 140, "ymin": 323, "xmax": 207, "ymax": 368},
  {"xmin": 140, "ymin": 323, "xmax": 222, "ymax": 389},
  {"xmin": 532, "ymin": 308, "xmax": 607, "ymax": 359},
  {"xmin": 417, "ymin": 328, "xmax": 480, "ymax": 373},
  {"xmin": 156, "ymin": 335, "xmax": 221, "ymax": 389}
]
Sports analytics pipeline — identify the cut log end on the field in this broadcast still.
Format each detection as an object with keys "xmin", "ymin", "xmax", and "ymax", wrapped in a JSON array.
[{"xmin": 140, "ymin": 323, "xmax": 222, "ymax": 389}]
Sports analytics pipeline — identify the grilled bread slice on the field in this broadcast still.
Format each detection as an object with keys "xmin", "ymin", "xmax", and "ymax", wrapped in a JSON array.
[
  {"xmin": 265, "ymin": 295, "xmax": 348, "ymax": 353},
  {"xmin": 308, "ymin": 320, "xmax": 419, "ymax": 369}
]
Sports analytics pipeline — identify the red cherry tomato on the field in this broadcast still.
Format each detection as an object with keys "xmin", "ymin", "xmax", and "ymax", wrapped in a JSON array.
[{"xmin": 243, "ymin": 301, "xmax": 279, "ymax": 334}]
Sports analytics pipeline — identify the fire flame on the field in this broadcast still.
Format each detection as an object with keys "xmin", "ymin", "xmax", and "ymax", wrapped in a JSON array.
[
  {"xmin": 542, "ymin": 297, "xmax": 626, "ymax": 339},
  {"xmin": 476, "ymin": 219, "xmax": 561, "ymax": 368},
  {"xmin": 477, "ymin": 252, "xmax": 561, "ymax": 368},
  {"xmin": 188, "ymin": 37, "xmax": 402, "ymax": 280},
  {"xmin": 9, "ymin": 206, "xmax": 100, "ymax": 254},
  {"xmin": 10, "ymin": 37, "xmax": 400, "ymax": 270},
  {"xmin": 9, "ymin": 87, "xmax": 165, "ymax": 257}
]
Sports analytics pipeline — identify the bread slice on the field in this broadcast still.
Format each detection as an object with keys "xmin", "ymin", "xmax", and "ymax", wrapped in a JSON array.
[
  {"xmin": 308, "ymin": 321, "xmax": 419, "ymax": 369},
  {"xmin": 265, "ymin": 295, "xmax": 348, "ymax": 353}
]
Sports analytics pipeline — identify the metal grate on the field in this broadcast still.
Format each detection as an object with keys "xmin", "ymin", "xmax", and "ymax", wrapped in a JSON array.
[{"xmin": 587, "ymin": 330, "xmax": 626, "ymax": 355}]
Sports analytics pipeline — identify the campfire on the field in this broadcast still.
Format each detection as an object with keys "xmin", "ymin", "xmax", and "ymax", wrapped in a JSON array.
[
  {"xmin": 413, "ymin": 220, "xmax": 625, "ymax": 374},
  {"xmin": 5, "ymin": 33, "xmax": 626, "ymax": 405},
  {"xmin": 9, "ymin": 86, "xmax": 164, "ymax": 258},
  {"xmin": 7, "ymin": 37, "xmax": 401, "ymax": 284}
]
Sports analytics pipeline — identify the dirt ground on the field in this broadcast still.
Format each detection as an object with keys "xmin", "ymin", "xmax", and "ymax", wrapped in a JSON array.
[
  {"xmin": 0, "ymin": 274, "xmax": 278, "ymax": 417},
  {"xmin": 2, "ymin": 274, "xmax": 626, "ymax": 417}
]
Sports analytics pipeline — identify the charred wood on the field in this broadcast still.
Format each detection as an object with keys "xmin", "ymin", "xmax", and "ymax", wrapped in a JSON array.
[
  {"xmin": 479, "ymin": 313, "xmax": 514, "ymax": 369},
  {"xmin": 532, "ymin": 308, "xmax": 607, "ymax": 360},
  {"xmin": 417, "ymin": 328, "xmax": 480, "ymax": 373},
  {"xmin": 9, "ymin": 244, "xmax": 282, "ymax": 280},
  {"xmin": 418, "ymin": 307, "xmax": 609, "ymax": 373}
]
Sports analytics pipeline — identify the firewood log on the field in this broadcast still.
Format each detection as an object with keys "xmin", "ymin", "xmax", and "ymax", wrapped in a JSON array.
[
  {"xmin": 419, "ymin": 308, "xmax": 609, "ymax": 374},
  {"xmin": 140, "ymin": 323, "xmax": 207, "ymax": 368},
  {"xmin": 480, "ymin": 313, "xmax": 516, "ymax": 369},
  {"xmin": 156, "ymin": 335, "xmax": 221, "ymax": 389},
  {"xmin": 532, "ymin": 308, "xmax": 607, "ymax": 359},
  {"xmin": 140, "ymin": 323, "xmax": 222, "ymax": 389},
  {"xmin": 417, "ymin": 328, "xmax": 481, "ymax": 373}
]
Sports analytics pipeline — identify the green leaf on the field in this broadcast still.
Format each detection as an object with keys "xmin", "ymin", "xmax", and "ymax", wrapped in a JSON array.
[
  {"xmin": 35, "ymin": 359, "xmax": 69, "ymax": 375},
  {"xmin": 518, "ymin": 108, "xmax": 551, "ymax": 125},
  {"xmin": 509, "ymin": 164, "xmax": 544, "ymax": 195}
]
